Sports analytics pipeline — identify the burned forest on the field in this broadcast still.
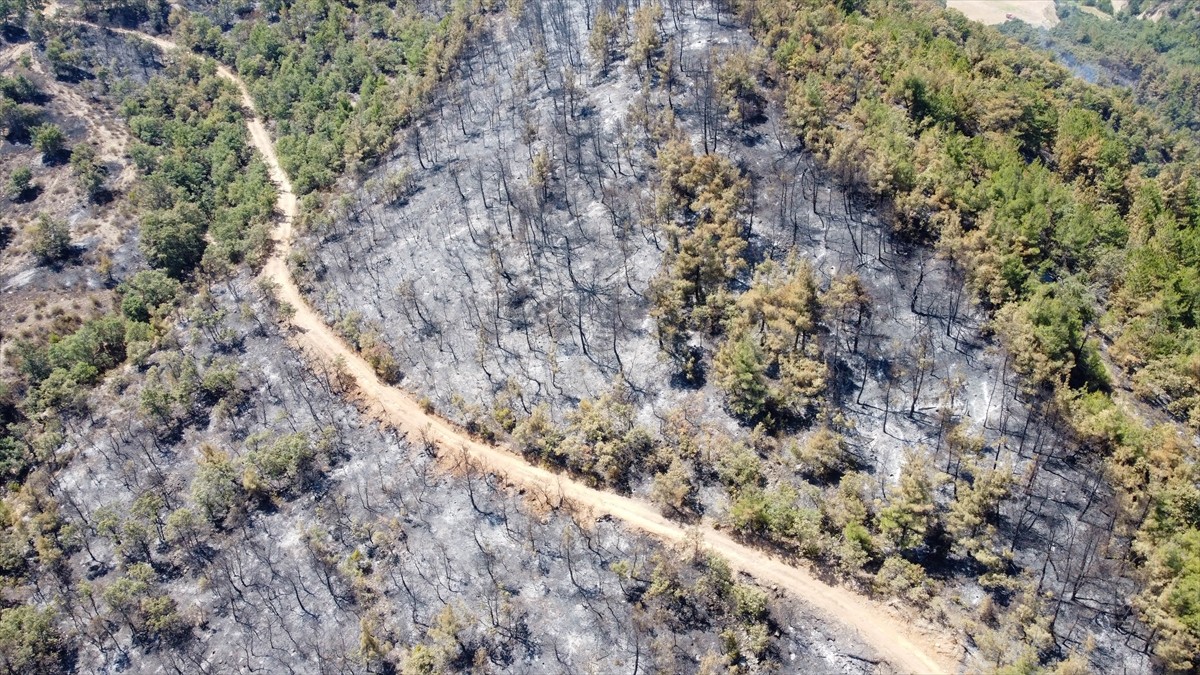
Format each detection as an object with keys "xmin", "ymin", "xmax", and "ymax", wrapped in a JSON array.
[{"xmin": 2, "ymin": 0, "xmax": 1200, "ymax": 672}]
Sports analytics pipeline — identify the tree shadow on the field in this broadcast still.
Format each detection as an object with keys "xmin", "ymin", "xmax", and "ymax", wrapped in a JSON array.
[
  {"xmin": 41, "ymin": 147, "xmax": 71, "ymax": 166},
  {"xmin": 667, "ymin": 345, "xmax": 707, "ymax": 389},
  {"xmin": 104, "ymin": 7, "xmax": 151, "ymax": 29},
  {"xmin": 50, "ymin": 60, "xmax": 96, "ymax": 84},
  {"xmin": 824, "ymin": 354, "xmax": 861, "ymax": 408},
  {"xmin": 91, "ymin": 186, "xmax": 116, "ymax": 206},
  {"xmin": 9, "ymin": 184, "xmax": 43, "ymax": 204},
  {"xmin": 41, "ymin": 243, "xmax": 88, "ymax": 271},
  {"xmin": 4, "ymin": 125, "xmax": 33, "ymax": 145},
  {"xmin": 0, "ymin": 26, "xmax": 28, "ymax": 42}
]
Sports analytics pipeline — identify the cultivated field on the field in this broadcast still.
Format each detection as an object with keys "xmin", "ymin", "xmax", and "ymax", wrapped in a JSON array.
[{"xmin": 947, "ymin": 0, "xmax": 1060, "ymax": 27}]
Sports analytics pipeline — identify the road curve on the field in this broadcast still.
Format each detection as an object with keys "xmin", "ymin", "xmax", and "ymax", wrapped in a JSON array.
[{"xmin": 93, "ymin": 21, "xmax": 958, "ymax": 675}]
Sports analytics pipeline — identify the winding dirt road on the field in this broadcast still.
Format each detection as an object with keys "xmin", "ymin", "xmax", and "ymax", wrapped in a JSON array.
[{"xmin": 90, "ymin": 20, "xmax": 958, "ymax": 674}]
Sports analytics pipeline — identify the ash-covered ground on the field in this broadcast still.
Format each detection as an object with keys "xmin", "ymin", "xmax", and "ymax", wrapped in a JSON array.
[
  {"xmin": 294, "ymin": 0, "xmax": 1153, "ymax": 670},
  {"xmin": 53, "ymin": 275, "xmax": 891, "ymax": 673}
]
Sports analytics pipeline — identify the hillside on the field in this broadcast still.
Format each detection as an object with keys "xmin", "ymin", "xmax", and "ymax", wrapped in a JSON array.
[
  {"xmin": 2, "ymin": 0, "xmax": 1200, "ymax": 672},
  {"xmin": 292, "ymin": 4, "xmax": 1155, "ymax": 672},
  {"xmin": 1003, "ymin": 0, "xmax": 1200, "ymax": 136}
]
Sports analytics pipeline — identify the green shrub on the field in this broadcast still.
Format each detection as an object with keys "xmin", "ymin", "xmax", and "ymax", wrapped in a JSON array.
[
  {"xmin": 119, "ymin": 270, "xmax": 181, "ymax": 322},
  {"xmin": 0, "ymin": 605, "xmax": 66, "ymax": 674},
  {"xmin": 7, "ymin": 166, "xmax": 32, "ymax": 199},
  {"xmin": 31, "ymin": 124, "xmax": 65, "ymax": 160},
  {"xmin": 28, "ymin": 213, "xmax": 69, "ymax": 264}
]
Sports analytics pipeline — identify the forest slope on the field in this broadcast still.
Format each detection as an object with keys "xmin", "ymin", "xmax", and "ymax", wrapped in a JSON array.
[
  {"xmin": 128, "ymin": 17, "xmax": 956, "ymax": 674},
  {"xmin": 1, "ymin": 14, "xmax": 916, "ymax": 673},
  {"xmin": 6, "ymin": 0, "xmax": 1200, "ymax": 671},
  {"xmin": 252, "ymin": 0, "xmax": 1200, "ymax": 671},
  {"xmin": 2, "ymin": 9, "xmax": 956, "ymax": 673}
]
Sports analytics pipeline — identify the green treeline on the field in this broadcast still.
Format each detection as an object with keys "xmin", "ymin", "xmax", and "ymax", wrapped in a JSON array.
[
  {"xmin": 7, "ymin": 54, "xmax": 277, "ymax": 425},
  {"xmin": 0, "ymin": 35, "xmax": 285, "ymax": 668},
  {"xmin": 1004, "ymin": 0, "xmax": 1200, "ymax": 137},
  {"xmin": 173, "ymin": 0, "xmax": 485, "ymax": 194},
  {"xmin": 4, "ymin": 48, "xmax": 272, "ymax": 461},
  {"xmin": 729, "ymin": 0, "xmax": 1200, "ymax": 666},
  {"xmin": 0, "ymin": 0, "xmax": 38, "ymax": 30},
  {"xmin": 122, "ymin": 57, "xmax": 277, "ymax": 276}
]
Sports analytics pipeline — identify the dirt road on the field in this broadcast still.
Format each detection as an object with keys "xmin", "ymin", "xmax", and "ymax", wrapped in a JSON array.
[{"xmin": 94, "ymin": 20, "xmax": 959, "ymax": 675}]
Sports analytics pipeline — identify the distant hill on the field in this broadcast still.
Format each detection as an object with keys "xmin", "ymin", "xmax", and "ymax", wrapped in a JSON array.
[{"xmin": 1003, "ymin": 0, "xmax": 1200, "ymax": 135}]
